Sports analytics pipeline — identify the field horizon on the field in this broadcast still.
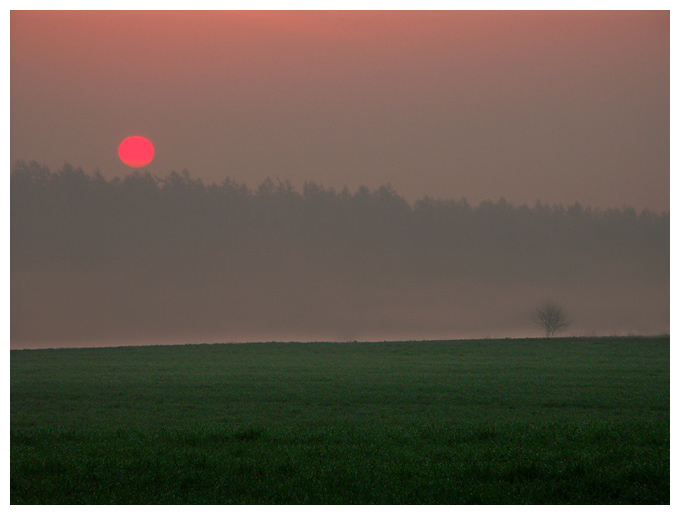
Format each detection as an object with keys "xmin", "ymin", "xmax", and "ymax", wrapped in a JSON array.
[{"xmin": 10, "ymin": 333, "xmax": 672, "ymax": 351}]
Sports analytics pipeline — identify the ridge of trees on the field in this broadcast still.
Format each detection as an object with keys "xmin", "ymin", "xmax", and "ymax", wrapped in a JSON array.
[
  {"xmin": 11, "ymin": 161, "xmax": 668, "ymax": 232},
  {"xmin": 11, "ymin": 161, "xmax": 669, "ymax": 280}
]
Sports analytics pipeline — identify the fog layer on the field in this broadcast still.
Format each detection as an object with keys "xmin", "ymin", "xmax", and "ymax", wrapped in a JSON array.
[{"xmin": 11, "ymin": 162, "xmax": 669, "ymax": 348}]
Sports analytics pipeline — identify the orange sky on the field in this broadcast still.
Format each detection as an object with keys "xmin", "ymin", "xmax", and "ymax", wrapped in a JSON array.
[{"xmin": 11, "ymin": 10, "xmax": 669, "ymax": 211}]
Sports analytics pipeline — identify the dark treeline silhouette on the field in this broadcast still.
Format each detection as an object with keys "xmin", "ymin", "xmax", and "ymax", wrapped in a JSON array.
[{"xmin": 11, "ymin": 161, "xmax": 669, "ymax": 347}]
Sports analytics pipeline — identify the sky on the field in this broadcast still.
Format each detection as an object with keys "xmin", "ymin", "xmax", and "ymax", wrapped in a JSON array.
[{"xmin": 10, "ymin": 10, "xmax": 669, "ymax": 212}]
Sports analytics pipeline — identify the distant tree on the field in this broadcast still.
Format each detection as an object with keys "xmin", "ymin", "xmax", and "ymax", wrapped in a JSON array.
[{"xmin": 533, "ymin": 301, "xmax": 569, "ymax": 337}]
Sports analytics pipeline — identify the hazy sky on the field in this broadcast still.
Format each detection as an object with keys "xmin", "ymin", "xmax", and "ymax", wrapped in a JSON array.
[{"xmin": 11, "ymin": 10, "xmax": 669, "ymax": 211}]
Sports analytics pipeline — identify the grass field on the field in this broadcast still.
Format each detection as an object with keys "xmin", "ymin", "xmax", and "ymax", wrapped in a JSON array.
[{"xmin": 10, "ymin": 337, "xmax": 669, "ymax": 504}]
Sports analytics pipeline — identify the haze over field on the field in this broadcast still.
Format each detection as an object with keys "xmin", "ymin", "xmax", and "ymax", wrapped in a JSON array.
[
  {"xmin": 10, "ymin": 11, "xmax": 669, "ymax": 348},
  {"xmin": 11, "ymin": 163, "xmax": 668, "ymax": 348}
]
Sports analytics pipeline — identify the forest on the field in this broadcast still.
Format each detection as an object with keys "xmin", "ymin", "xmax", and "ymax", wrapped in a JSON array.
[{"xmin": 11, "ymin": 161, "xmax": 669, "ymax": 346}]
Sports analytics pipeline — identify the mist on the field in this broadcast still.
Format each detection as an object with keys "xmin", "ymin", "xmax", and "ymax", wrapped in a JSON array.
[{"xmin": 11, "ymin": 161, "xmax": 669, "ymax": 349}]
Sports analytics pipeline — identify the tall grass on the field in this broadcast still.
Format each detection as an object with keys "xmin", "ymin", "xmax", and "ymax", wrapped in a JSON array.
[{"xmin": 11, "ymin": 337, "xmax": 669, "ymax": 504}]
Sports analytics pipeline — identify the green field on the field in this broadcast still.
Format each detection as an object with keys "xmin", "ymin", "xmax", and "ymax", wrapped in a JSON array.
[{"xmin": 10, "ymin": 337, "xmax": 670, "ymax": 504}]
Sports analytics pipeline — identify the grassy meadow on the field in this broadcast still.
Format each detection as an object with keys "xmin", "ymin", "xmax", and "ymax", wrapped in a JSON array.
[{"xmin": 10, "ymin": 337, "xmax": 669, "ymax": 504}]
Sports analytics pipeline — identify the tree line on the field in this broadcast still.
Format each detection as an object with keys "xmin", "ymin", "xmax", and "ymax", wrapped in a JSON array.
[{"xmin": 11, "ymin": 161, "xmax": 669, "ymax": 345}]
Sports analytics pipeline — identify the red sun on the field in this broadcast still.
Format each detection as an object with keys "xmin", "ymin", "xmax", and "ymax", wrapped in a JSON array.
[{"xmin": 118, "ymin": 136, "xmax": 155, "ymax": 167}]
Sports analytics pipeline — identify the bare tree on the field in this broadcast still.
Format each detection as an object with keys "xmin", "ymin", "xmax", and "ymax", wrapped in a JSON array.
[{"xmin": 533, "ymin": 301, "xmax": 569, "ymax": 337}]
